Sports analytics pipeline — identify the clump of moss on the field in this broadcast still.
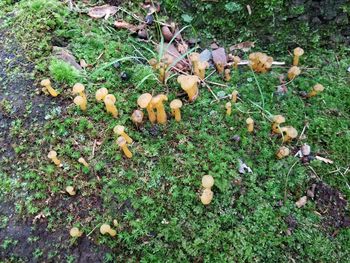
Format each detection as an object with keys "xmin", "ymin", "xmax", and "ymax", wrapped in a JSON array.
[{"xmin": 49, "ymin": 59, "xmax": 81, "ymax": 85}]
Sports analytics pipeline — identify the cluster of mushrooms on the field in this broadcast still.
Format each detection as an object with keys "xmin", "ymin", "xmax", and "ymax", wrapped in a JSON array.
[{"xmin": 42, "ymin": 45, "xmax": 327, "ymax": 238}]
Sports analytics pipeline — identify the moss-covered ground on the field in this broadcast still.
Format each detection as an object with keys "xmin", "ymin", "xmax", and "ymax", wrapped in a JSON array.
[{"xmin": 0, "ymin": 0, "xmax": 349, "ymax": 262}]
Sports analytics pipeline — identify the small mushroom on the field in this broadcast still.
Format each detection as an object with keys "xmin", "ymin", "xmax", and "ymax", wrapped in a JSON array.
[
  {"xmin": 281, "ymin": 126, "xmax": 298, "ymax": 143},
  {"xmin": 215, "ymin": 62, "xmax": 225, "ymax": 74},
  {"xmin": 224, "ymin": 69, "xmax": 231, "ymax": 82},
  {"xmin": 246, "ymin": 118, "xmax": 254, "ymax": 133},
  {"xmin": 40, "ymin": 79, "xmax": 59, "ymax": 97},
  {"xmin": 276, "ymin": 146, "xmax": 290, "ymax": 159},
  {"xmin": 170, "ymin": 99, "xmax": 183, "ymax": 122},
  {"xmin": 202, "ymin": 175, "xmax": 214, "ymax": 189},
  {"xmin": 271, "ymin": 115, "xmax": 285, "ymax": 134},
  {"xmin": 200, "ymin": 188, "xmax": 213, "ymax": 205},
  {"xmin": 149, "ymin": 58, "xmax": 158, "ymax": 70},
  {"xmin": 232, "ymin": 56, "xmax": 241, "ymax": 70},
  {"xmin": 100, "ymin": 224, "xmax": 117, "ymax": 237},
  {"xmin": 151, "ymin": 94, "xmax": 168, "ymax": 124},
  {"xmin": 231, "ymin": 90, "xmax": 238, "ymax": 103},
  {"xmin": 104, "ymin": 94, "xmax": 118, "ymax": 118},
  {"xmin": 66, "ymin": 186, "xmax": 76, "ymax": 196},
  {"xmin": 48, "ymin": 150, "xmax": 61, "ymax": 166},
  {"xmin": 189, "ymin": 52, "xmax": 200, "ymax": 76},
  {"xmin": 293, "ymin": 47, "xmax": 304, "ymax": 66},
  {"xmin": 74, "ymin": 96, "xmax": 87, "ymax": 111},
  {"xmin": 117, "ymin": 136, "xmax": 132, "ymax": 158},
  {"xmin": 78, "ymin": 157, "xmax": 89, "ymax": 167},
  {"xmin": 95, "ymin": 88, "xmax": 109, "ymax": 102},
  {"xmin": 249, "ymin": 52, "xmax": 273, "ymax": 73},
  {"xmin": 72, "ymin": 83, "xmax": 86, "ymax": 99},
  {"xmin": 197, "ymin": 61, "xmax": 209, "ymax": 79},
  {"xmin": 307, "ymin": 84, "xmax": 324, "ymax": 98},
  {"xmin": 287, "ymin": 66, "xmax": 301, "ymax": 80},
  {"xmin": 114, "ymin": 125, "xmax": 133, "ymax": 144},
  {"xmin": 70, "ymin": 227, "xmax": 83, "ymax": 238},
  {"xmin": 225, "ymin": 102, "xmax": 232, "ymax": 116},
  {"xmin": 137, "ymin": 93, "xmax": 156, "ymax": 124},
  {"xmin": 131, "ymin": 110, "xmax": 144, "ymax": 127},
  {"xmin": 177, "ymin": 75, "xmax": 200, "ymax": 102}
]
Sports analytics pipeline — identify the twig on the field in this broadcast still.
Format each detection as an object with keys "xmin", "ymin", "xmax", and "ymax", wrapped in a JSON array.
[
  {"xmin": 91, "ymin": 139, "xmax": 97, "ymax": 159},
  {"xmin": 206, "ymin": 80, "xmax": 228, "ymax": 88},
  {"xmin": 87, "ymin": 225, "xmax": 99, "ymax": 237},
  {"xmin": 202, "ymin": 81, "xmax": 219, "ymax": 101},
  {"xmin": 297, "ymin": 123, "xmax": 309, "ymax": 142}
]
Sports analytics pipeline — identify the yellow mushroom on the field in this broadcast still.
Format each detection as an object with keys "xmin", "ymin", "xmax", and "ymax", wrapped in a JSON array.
[
  {"xmin": 78, "ymin": 157, "xmax": 89, "ymax": 167},
  {"xmin": 225, "ymin": 102, "xmax": 232, "ymax": 116},
  {"xmin": 114, "ymin": 125, "xmax": 133, "ymax": 144},
  {"xmin": 95, "ymin": 88, "xmax": 109, "ymax": 102},
  {"xmin": 288, "ymin": 66, "xmax": 301, "ymax": 80},
  {"xmin": 48, "ymin": 150, "xmax": 61, "ymax": 166},
  {"xmin": 151, "ymin": 94, "xmax": 168, "ymax": 124},
  {"xmin": 293, "ymin": 47, "xmax": 304, "ymax": 66},
  {"xmin": 137, "ymin": 93, "xmax": 156, "ymax": 124},
  {"xmin": 117, "ymin": 136, "xmax": 132, "ymax": 158},
  {"xmin": 202, "ymin": 175, "xmax": 214, "ymax": 189},
  {"xmin": 224, "ymin": 69, "xmax": 231, "ymax": 82},
  {"xmin": 231, "ymin": 90, "xmax": 238, "ymax": 103},
  {"xmin": 66, "ymin": 186, "xmax": 76, "ymax": 196},
  {"xmin": 276, "ymin": 146, "xmax": 290, "ymax": 159},
  {"xmin": 131, "ymin": 109, "xmax": 144, "ymax": 127},
  {"xmin": 272, "ymin": 115, "xmax": 286, "ymax": 134},
  {"xmin": 149, "ymin": 58, "xmax": 158, "ymax": 70},
  {"xmin": 40, "ymin": 79, "xmax": 59, "ymax": 97},
  {"xmin": 177, "ymin": 75, "xmax": 200, "ymax": 102},
  {"xmin": 104, "ymin": 94, "xmax": 118, "ymax": 118},
  {"xmin": 281, "ymin": 126, "xmax": 298, "ymax": 143},
  {"xmin": 200, "ymin": 188, "xmax": 213, "ymax": 205},
  {"xmin": 307, "ymin": 84, "xmax": 324, "ymax": 98},
  {"xmin": 72, "ymin": 83, "xmax": 86, "ymax": 100},
  {"xmin": 74, "ymin": 96, "xmax": 87, "ymax": 111},
  {"xmin": 70, "ymin": 227, "xmax": 83, "ymax": 238},
  {"xmin": 232, "ymin": 56, "xmax": 241, "ymax": 70},
  {"xmin": 100, "ymin": 224, "xmax": 117, "ymax": 237},
  {"xmin": 246, "ymin": 118, "xmax": 254, "ymax": 133},
  {"xmin": 189, "ymin": 52, "xmax": 200, "ymax": 76},
  {"xmin": 197, "ymin": 61, "xmax": 209, "ymax": 79},
  {"xmin": 170, "ymin": 99, "xmax": 183, "ymax": 122},
  {"xmin": 215, "ymin": 62, "xmax": 224, "ymax": 74}
]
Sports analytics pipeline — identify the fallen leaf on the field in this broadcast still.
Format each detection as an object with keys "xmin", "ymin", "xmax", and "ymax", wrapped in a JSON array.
[
  {"xmin": 114, "ymin": 20, "xmax": 146, "ymax": 33},
  {"xmin": 199, "ymin": 49, "xmax": 212, "ymax": 62},
  {"xmin": 88, "ymin": 5, "xmax": 118, "ymax": 20},
  {"xmin": 158, "ymin": 43, "xmax": 188, "ymax": 69},
  {"xmin": 315, "ymin": 156, "xmax": 334, "ymax": 164},
  {"xmin": 162, "ymin": 26, "xmax": 173, "ymax": 42},
  {"xmin": 177, "ymin": 43, "xmax": 188, "ymax": 54},
  {"xmin": 229, "ymin": 41, "xmax": 255, "ymax": 52},
  {"xmin": 295, "ymin": 196, "xmax": 307, "ymax": 208}
]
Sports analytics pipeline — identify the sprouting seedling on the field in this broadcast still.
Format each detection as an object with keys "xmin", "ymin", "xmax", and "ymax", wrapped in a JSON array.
[
  {"xmin": 41, "ymin": 79, "xmax": 59, "ymax": 97},
  {"xmin": 100, "ymin": 224, "xmax": 117, "ymax": 237},
  {"xmin": 170, "ymin": 99, "xmax": 183, "ymax": 122},
  {"xmin": 151, "ymin": 94, "xmax": 168, "ymax": 124},
  {"xmin": 137, "ymin": 93, "xmax": 156, "ymax": 124},
  {"xmin": 70, "ymin": 227, "xmax": 83, "ymax": 238},
  {"xmin": 114, "ymin": 125, "xmax": 133, "ymax": 144},
  {"xmin": 48, "ymin": 150, "xmax": 61, "ymax": 166}
]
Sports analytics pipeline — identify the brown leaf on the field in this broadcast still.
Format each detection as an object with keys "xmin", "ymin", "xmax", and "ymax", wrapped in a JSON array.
[
  {"xmin": 295, "ymin": 196, "xmax": 307, "ymax": 208},
  {"xmin": 229, "ymin": 41, "xmax": 255, "ymax": 52},
  {"xmin": 158, "ymin": 43, "xmax": 188, "ymax": 69},
  {"xmin": 88, "ymin": 5, "xmax": 118, "ymax": 20},
  {"xmin": 114, "ymin": 20, "xmax": 146, "ymax": 33},
  {"xmin": 177, "ymin": 43, "xmax": 188, "ymax": 54},
  {"xmin": 162, "ymin": 26, "xmax": 173, "ymax": 42}
]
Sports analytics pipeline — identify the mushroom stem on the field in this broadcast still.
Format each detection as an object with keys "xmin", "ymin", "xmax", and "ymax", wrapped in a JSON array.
[
  {"xmin": 95, "ymin": 88, "xmax": 109, "ymax": 102},
  {"xmin": 246, "ymin": 118, "xmax": 254, "ymax": 133},
  {"xmin": 225, "ymin": 102, "xmax": 232, "ymax": 116},
  {"xmin": 224, "ymin": 69, "xmax": 231, "ymax": 82},
  {"xmin": 152, "ymin": 94, "xmax": 168, "ymax": 125},
  {"xmin": 121, "ymin": 144, "xmax": 132, "ymax": 158},
  {"xmin": 41, "ymin": 79, "xmax": 59, "ymax": 97},
  {"xmin": 74, "ymin": 96, "xmax": 87, "ymax": 111},
  {"xmin": 78, "ymin": 157, "xmax": 89, "ymax": 167},
  {"xmin": 146, "ymin": 104, "xmax": 156, "ymax": 123},
  {"xmin": 104, "ymin": 95, "xmax": 118, "ymax": 118},
  {"xmin": 173, "ymin": 108, "xmax": 181, "ymax": 121},
  {"xmin": 231, "ymin": 91, "xmax": 238, "ymax": 103}
]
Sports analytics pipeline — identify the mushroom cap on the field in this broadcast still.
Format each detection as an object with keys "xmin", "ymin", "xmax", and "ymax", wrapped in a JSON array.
[
  {"xmin": 116, "ymin": 136, "xmax": 126, "ymax": 147},
  {"xmin": 249, "ymin": 53, "xmax": 258, "ymax": 61},
  {"xmin": 48, "ymin": 150, "xmax": 57, "ymax": 159},
  {"xmin": 246, "ymin": 117, "xmax": 254, "ymax": 124},
  {"xmin": 74, "ymin": 96, "xmax": 84, "ymax": 105},
  {"xmin": 282, "ymin": 126, "xmax": 298, "ymax": 138},
  {"xmin": 294, "ymin": 47, "xmax": 304, "ymax": 56},
  {"xmin": 170, "ymin": 99, "xmax": 183, "ymax": 109},
  {"xmin": 202, "ymin": 175, "xmax": 214, "ymax": 189},
  {"xmin": 225, "ymin": 102, "xmax": 232, "ymax": 108},
  {"xmin": 113, "ymin": 125, "xmax": 125, "ymax": 135},
  {"xmin": 279, "ymin": 146, "xmax": 290, "ymax": 156},
  {"xmin": 72, "ymin": 83, "xmax": 85, "ymax": 94},
  {"xmin": 177, "ymin": 75, "xmax": 199, "ymax": 91},
  {"xmin": 149, "ymin": 58, "xmax": 158, "ymax": 66},
  {"xmin": 162, "ymin": 54, "xmax": 174, "ymax": 65},
  {"xmin": 66, "ymin": 186, "xmax": 75, "ymax": 193},
  {"xmin": 131, "ymin": 110, "xmax": 144, "ymax": 123},
  {"xmin": 70, "ymin": 227, "xmax": 82, "ymax": 237},
  {"xmin": 233, "ymin": 56, "xmax": 241, "ymax": 63},
  {"xmin": 151, "ymin": 94, "xmax": 168, "ymax": 106},
  {"xmin": 100, "ymin": 224, "xmax": 111, "ymax": 235},
  {"xmin": 95, "ymin": 88, "xmax": 109, "ymax": 101},
  {"xmin": 232, "ymin": 90, "xmax": 238, "ymax": 96},
  {"xmin": 288, "ymin": 66, "xmax": 301, "ymax": 75},
  {"xmin": 225, "ymin": 68, "xmax": 231, "ymax": 74},
  {"xmin": 104, "ymin": 94, "xmax": 116, "ymax": 104},
  {"xmin": 189, "ymin": 52, "xmax": 200, "ymax": 62},
  {"xmin": 273, "ymin": 115, "xmax": 285, "ymax": 124},
  {"xmin": 198, "ymin": 61, "xmax": 209, "ymax": 70},
  {"xmin": 137, "ymin": 93, "xmax": 152, "ymax": 108},
  {"xmin": 200, "ymin": 188, "xmax": 213, "ymax": 205},
  {"xmin": 40, "ymin": 79, "xmax": 51, "ymax": 86},
  {"xmin": 313, "ymin": 84, "xmax": 324, "ymax": 92},
  {"xmin": 78, "ymin": 157, "xmax": 86, "ymax": 163}
]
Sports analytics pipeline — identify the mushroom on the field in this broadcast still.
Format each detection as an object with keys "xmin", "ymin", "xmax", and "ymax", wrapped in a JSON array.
[
  {"xmin": 137, "ymin": 93, "xmax": 156, "ymax": 123},
  {"xmin": 78, "ymin": 157, "xmax": 89, "ymax": 167},
  {"xmin": 66, "ymin": 186, "xmax": 76, "ymax": 196},
  {"xmin": 249, "ymin": 52, "xmax": 273, "ymax": 73},
  {"xmin": 281, "ymin": 126, "xmax": 298, "ymax": 143},
  {"xmin": 149, "ymin": 58, "xmax": 158, "ymax": 70},
  {"xmin": 131, "ymin": 110, "xmax": 144, "ymax": 127},
  {"xmin": 100, "ymin": 224, "xmax": 117, "ymax": 237},
  {"xmin": 307, "ymin": 84, "xmax": 324, "ymax": 98},
  {"xmin": 271, "ymin": 115, "xmax": 286, "ymax": 134},
  {"xmin": 158, "ymin": 62, "xmax": 166, "ymax": 84},
  {"xmin": 287, "ymin": 66, "xmax": 301, "ymax": 80},
  {"xmin": 215, "ymin": 62, "xmax": 224, "ymax": 74},
  {"xmin": 72, "ymin": 83, "xmax": 86, "ymax": 99},
  {"xmin": 231, "ymin": 90, "xmax": 238, "ymax": 103},
  {"xmin": 246, "ymin": 118, "xmax": 254, "ymax": 133},
  {"xmin": 197, "ymin": 61, "xmax": 209, "ymax": 79},
  {"xmin": 232, "ymin": 56, "xmax": 241, "ymax": 70},
  {"xmin": 170, "ymin": 99, "xmax": 183, "ymax": 122},
  {"xmin": 200, "ymin": 188, "xmax": 213, "ymax": 205},
  {"xmin": 48, "ymin": 150, "xmax": 61, "ymax": 166},
  {"xmin": 117, "ymin": 136, "xmax": 132, "ymax": 158},
  {"xmin": 104, "ymin": 94, "xmax": 118, "ymax": 118},
  {"xmin": 224, "ymin": 69, "xmax": 231, "ymax": 82},
  {"xmin": 114, "ymin": 125, "xmax": 133, "ymax": 144},
  {"xmin": 95, "ymin": 88, "xmax": 109, "ymax": 102},
  {"xmin": 276, "ymin": 146, "xmax": 290, "ymax": 159},
  {"xmin": 202, "ymin": 175, "xmax": 214, "ymax": 189},
  {"xmin": 40, "ymin": 79, "xmax": 59, "ymax": 97},
  {"xmin": 69, "ymin": 227, "xmax": 83, "ymax": 238},
  {"xmin": 189, "ymin": 52, "xmax": 200, "ymax": 76},
  {"xmin": 151, "ymin": 94, "xmax": 168, "ymax": 124},
  {"xmin": 225, "ymin": 102, "xmax": 232, "ymax": 116},
  {"xmin": 74, "ymin": 95, "xmax": 87, "ymax": 111},
  {"xmin": 293, "ymin": 47, "xmax": 304, "ymax": 66},
  {"xmin": 177, "ymin": 75, "xmax": 200, "ymax": 102}
]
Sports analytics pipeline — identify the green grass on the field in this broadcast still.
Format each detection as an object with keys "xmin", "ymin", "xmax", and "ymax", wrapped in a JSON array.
[{"xmin": 1, "ymin": 0, "xmax": 350, "ymax": 261}]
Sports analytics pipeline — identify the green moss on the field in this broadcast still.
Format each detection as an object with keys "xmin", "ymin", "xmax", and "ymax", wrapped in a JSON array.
[{"xmin": 49, "ymin": 59, "xmax": 81, "ymax": 85}]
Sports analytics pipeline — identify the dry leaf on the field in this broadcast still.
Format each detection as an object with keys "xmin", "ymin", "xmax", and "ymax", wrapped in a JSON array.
[
  {"xmin": 88, "ymin": 5, "xmax": 118, "ymax": 20},
  {"xmin": 229, "ymin": 41, "xmax": 255, "ymax": 52},
  {"xmin": 315, "ymin": 156, "xmax": 334, "ymax": 164},
  {"xmin": 114, "ymin": 20, "xmax": 146, "ymax": 33},
  {"xmin": 295, "ymin": 196, "xmax": 307, "ymax": 208}
]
